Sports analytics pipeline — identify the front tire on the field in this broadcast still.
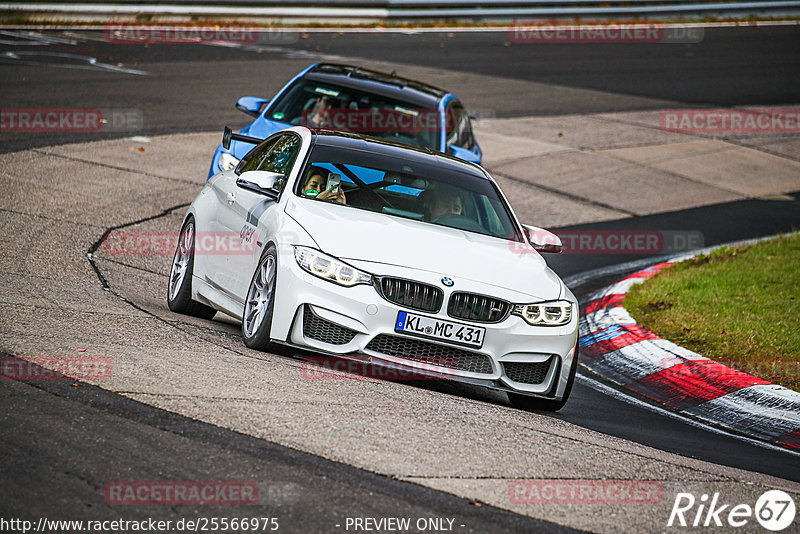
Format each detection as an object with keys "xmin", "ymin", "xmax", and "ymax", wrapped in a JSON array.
[
  {"xmin": 167, "ymin": 217, "xmax": 217, "ymax": 319},
  {"xmin": 242, "ymin": 245, "xmax": 281, "ymax": 352},
  {"xmin": 508, "ymin": 346, "xmax": 579, "ymax": 412}
]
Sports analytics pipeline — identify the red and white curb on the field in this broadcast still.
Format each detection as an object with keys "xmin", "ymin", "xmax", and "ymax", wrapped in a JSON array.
[{"xmin": 578, "ymin": 261, "xmax": 800, "ymax": 451}]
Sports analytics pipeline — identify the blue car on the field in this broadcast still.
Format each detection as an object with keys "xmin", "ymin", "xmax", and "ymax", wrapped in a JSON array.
[{"xmin": 208, "ymin": 63, "xmax": 482, "ymax": 178}]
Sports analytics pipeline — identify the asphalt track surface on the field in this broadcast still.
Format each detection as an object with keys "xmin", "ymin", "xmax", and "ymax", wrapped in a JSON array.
[
  {"xmin": 1, "ymin": 25, "xmax": 799, "ymax": 152},
  {"xmin": 1, "ymin": 25, "xmax": 800, "ymax": 531}
]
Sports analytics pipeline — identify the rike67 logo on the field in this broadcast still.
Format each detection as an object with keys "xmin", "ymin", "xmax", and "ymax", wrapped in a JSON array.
[{"xmin": 668, "ymin": 490, "xmax": 796, "ymax": 531}]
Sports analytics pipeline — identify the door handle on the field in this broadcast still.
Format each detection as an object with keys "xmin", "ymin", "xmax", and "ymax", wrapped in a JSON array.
[{"xmin": 227, "ymin": 192, "xmax": 236, "ymax": 205}]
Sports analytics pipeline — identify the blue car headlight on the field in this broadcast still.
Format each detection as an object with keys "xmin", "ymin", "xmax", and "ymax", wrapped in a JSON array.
[{"xmin": 294, "ymin": 246, "xmax": 372, "ymax": 287}]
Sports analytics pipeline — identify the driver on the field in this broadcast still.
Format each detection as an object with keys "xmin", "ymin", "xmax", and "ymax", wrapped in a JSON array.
[
  {"xmin": 424, "ymin": 187, "xmax": 463, "ymax": 220},
  {"xmin": 305, "ymin": 96, "xmax": 333, "ymax": 128},
  {"xmin": 301, "ymin": 166, "xmax": 347, "ymax": 204}
]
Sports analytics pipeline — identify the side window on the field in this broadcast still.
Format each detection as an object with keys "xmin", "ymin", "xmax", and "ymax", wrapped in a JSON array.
[
  {"xmin": 445, "ymin": 102, "xmax": 475, "ymax": 151},
  {"xmin": 237, "ymin": 138, "xmax": 277, "ymax": 175},
  {"xmin": 479, "ymin": 196, "xmax": 506, "ymax": 236},
  {"xmin": 237, "ymin": 134, "xmax": 301, "ymax": 193}
]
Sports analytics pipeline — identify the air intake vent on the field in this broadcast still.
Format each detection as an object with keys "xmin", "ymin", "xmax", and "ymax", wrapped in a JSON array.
[
  {"xmin": 448, "ymin": 292, "xmax": 511, "ymax": 323},
  {"xmin": 366, "ymin": 334, "xmax": 493, "ymax": 375},
  {"xmin": 302, "ymin": 305, "xmax": 358, "ymax": 345},
  {"xmin": 375, "ymin": 277, "xmax": 443, "ymax": 313},
  {"xmin": 502, "ymin": 358, "xmax": 554, "ymax": 385}
]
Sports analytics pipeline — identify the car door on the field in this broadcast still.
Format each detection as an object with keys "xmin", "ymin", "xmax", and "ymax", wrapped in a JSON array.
[{"xmin": 213, "ymin": 132, "xmax": 302, "ymax": 303}]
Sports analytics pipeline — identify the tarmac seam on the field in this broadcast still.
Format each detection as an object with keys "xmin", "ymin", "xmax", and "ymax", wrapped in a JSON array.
[
  {"xmin": 724, "ymin": 138, "xmax": 800, "ymax": 164},
  {"xmin": 80, "ymin": 202, "xmax": 289, "ymax": 365},
  {"xmin": 96, "ymin": 255, "xmax": 170, "ymax": 277},
  {"xmin": 588, "ymin": 113, "xmax": 800, "ymax": 169},
  {"xmin": 0, "ymin": 206, "xmax": 106, "ymax": 229},
  {"xmin": 597, "ymin": 149, "xmax": 751, "ymax": 199},
  {"xmin": 32, "ymin": 148, "xmax": 201, "ymax": 185},
  {"xmin": 480, "ymin": 147, "xmax": 580, "ymax": 168},
  {"xmin": 490, "ymin": 169, "xmax": 635, "ymax": 216}
]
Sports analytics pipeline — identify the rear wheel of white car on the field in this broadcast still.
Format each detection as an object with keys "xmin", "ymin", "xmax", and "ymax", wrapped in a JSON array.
[
  {"xmin": 508, "ymin": 345, "xmax": 579, "ymax": 412},
  {"xmin": 242, "ymin": 245, "xmax": 281, "ymax": 351},
  {"xmin": 167, "ymin": 217, "xmax": 217, "ymax": 319}
]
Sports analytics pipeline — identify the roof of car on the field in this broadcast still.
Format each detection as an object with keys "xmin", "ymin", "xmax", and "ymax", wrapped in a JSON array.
[
  {"xmin": 308, "ymin": 128, "xmax": 487, "ymax": 179},
  {"xmin": 302, "ymin": 63, "xmax": 449, "ymax": 108}
]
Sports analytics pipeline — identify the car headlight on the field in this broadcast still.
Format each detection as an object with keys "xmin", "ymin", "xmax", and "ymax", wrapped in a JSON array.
[
  {"xmin": 294, "ymin": 246, "xmax": 372, "ymax": 287},
  {"xmin": 219, "ymin": 152, "xmax": 240, "ymax": 172},
  {"xmin": 513, "ymin": 300, "xmax": 573, "ymax": 326}
]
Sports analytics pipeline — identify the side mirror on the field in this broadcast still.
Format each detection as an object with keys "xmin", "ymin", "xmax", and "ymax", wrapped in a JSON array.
[
  {"xmin": 523, "ymin": 224, "xmax": 564, "ymax": 254},
  {"xmin": 447, "ymin": 144, "xmax": 480, "ymax": 164},
  {"xmin": 236, "ymin": 96, "xmax": 269, "ymax": 118},
  {"xmin": 237, "ymin": 170, "xmax": 283, "ymax": 196}
]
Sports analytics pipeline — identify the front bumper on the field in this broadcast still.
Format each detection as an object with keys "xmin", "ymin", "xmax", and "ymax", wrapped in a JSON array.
[{"xmin": 272, "ymin": 244, "xmax": 579, "ymax": 399}]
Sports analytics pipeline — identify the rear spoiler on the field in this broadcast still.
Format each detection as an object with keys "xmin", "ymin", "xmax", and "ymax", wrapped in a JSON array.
[{"xmin": 222, "ymin": 126, "xmax": 262, "ymax": 150}]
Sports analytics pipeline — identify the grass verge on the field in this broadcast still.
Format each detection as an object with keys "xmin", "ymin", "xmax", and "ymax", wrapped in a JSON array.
[{"xmin": 625, "ymin": 233, "xmax": 800, "ymax": 391}]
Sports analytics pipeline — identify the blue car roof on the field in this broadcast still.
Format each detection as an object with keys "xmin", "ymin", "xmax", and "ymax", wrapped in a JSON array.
[
  {"xmin": 303, "ymin": 63, "xmax": 448, "ymax": 109},
  {"xmin": 309, "ymin": 129, "xmax": 486, "ymax": 179}
]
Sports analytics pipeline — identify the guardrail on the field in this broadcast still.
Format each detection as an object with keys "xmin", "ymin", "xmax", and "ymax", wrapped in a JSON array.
[{"xmin": 2, "ymin": 1, "xmax": 799, "ymax": 21}]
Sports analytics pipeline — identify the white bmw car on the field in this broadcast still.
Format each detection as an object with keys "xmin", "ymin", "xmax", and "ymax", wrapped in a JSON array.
[{"xmin": 168, "ymin": 126, "xmax": 579, "ymax": 410}]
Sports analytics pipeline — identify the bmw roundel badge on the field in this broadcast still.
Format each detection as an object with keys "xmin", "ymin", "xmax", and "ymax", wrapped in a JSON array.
[{"xmin": 441, "ymin": 277, "xmax": 454, "ymax": 287}]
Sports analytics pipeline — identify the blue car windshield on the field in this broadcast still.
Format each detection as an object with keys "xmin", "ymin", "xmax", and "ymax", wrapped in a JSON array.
[
  {"xmin": 295, "ymin": 144, "xmax": 522, "ymax": 242},
  {"xmin": 268, "ymin": 81, "xmax": 440, "ymax": 151}
]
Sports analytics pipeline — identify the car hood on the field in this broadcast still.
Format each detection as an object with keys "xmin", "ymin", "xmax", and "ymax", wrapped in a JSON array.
[{"xmin": 285, "ymin": 198, "xmax": 563, "ymax": 301}]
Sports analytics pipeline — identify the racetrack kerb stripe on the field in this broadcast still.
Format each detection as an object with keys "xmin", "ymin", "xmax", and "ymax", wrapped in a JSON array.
[{"xmin": 577, "ymin": 260, "xmax": 800, "ymax": 452}]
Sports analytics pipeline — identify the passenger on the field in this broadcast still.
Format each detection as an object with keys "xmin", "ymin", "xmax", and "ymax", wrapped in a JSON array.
[{"xmin": 301, "ymin": 167, "xmax": 346, "ymax": 204}]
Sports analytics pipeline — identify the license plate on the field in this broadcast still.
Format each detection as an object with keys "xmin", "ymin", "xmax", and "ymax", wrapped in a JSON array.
[{"xmin": 395, "ymin": 311, "xmax": 485, "ymax": 348}]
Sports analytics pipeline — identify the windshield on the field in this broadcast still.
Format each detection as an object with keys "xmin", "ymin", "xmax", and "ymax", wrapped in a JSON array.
[
  {"xmin": 268, "ymin": 80, "xmax": 440, "ymax": 151},
  {"xmin": 295, "ymin": 144, "xmax": 522, "ymax": 242}
]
